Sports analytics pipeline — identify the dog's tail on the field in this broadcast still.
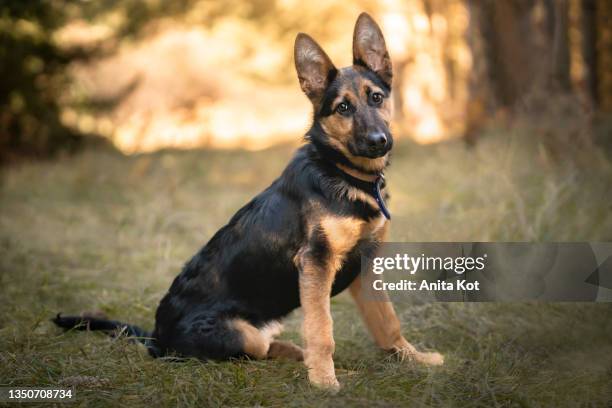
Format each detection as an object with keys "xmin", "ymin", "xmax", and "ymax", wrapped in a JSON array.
[{"xmin": 52, "ymin": 313, "xmax": 160, "ymax": 357}]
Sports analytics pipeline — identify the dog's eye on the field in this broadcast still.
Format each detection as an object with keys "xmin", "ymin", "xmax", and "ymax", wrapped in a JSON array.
[
  {"xmin": 336, "ymin": 102, "xmax": 350, "ymax": 115},
  {"xmin": 371, "ymin": 92, "xmax": 383, "ymax": 106}
]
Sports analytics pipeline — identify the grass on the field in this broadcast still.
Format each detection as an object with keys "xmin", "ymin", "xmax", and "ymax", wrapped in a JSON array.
[{"xmin": 1, "ymin": 128, "xmax": 612, "ymax": 407}]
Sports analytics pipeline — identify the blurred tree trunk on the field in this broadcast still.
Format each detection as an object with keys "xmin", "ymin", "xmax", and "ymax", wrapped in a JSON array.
[
  {"xmin": 596, "ymin": 0, "xmax": 612, "ymax": 112},
  {"xmin": 489, "ymin": 0, "xmax": 539, "ymax": 107},
  {"xmin": 463, "ymin": 0, "xmax": 493, "ymax": 145},
  {"xmin": 462, "ymin": 0, "xmax": 580, "ymax": 145},
  {"xmin": 571, "ymin": 0, "xmax": 611, "ymax": 112},
  {"xmin": 550, "ymin": 0, "xmax": 571, "ymax": 91},
  {"xmin": 463, "ymin": 1, "xmax": 540, "ymax": 144},
  {"xmin": 581, "ymin": 0, "xmax": 598, "ymax": 107}
]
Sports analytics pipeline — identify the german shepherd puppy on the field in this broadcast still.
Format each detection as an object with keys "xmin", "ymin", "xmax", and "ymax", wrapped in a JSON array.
[{"xmin": 54, "ymin": 13, "xmax": 443, "ymax": 390}]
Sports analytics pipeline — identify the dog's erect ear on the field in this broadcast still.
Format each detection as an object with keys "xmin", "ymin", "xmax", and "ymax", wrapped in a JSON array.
[
  {"xmin": 294, "ymin": 33, "xmax": 337, "ymax": 102},
  {"xmin": 353, "ymin": 13, "xmax": 392, "ymax": 87}
]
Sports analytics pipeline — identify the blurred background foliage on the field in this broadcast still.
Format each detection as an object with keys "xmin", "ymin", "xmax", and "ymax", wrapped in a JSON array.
[
  {"xmin": 1, "ymin": 0, "xmax": 611, "ymax": 164},
  {"xmin": 0, "ymin": 1, "xmax": 78, "ymax": 163}
]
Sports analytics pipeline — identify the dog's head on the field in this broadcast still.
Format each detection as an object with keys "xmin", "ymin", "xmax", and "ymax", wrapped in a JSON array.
[{"xmin": 295, "ymin": 13, "xmax": 393, "ymax": 173}]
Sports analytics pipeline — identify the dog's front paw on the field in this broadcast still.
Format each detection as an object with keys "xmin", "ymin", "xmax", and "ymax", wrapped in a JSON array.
[
  {"xmin": 397, "ymin": 348, "xmax": 444, "ymax": 366},
  {"xmin": 305, "ymin": 350, "xmax": 339, "ymax": 391},
  {"xmin": 308, "ymin": 369, "xmax": 340, "ymax": 392},
  {"xmin": 393, "ymin": 338, "xmax": 444, "ymax": 366},
  {"xmin": 413, "ymin": 351, "xmax": 444, "ymax": 366}
]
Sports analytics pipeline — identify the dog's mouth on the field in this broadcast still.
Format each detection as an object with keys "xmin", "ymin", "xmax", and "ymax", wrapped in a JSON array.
[
  {"xmin": 350, "ymin": 138, "xmax": 393, "ymax": 159},
  {"xmin": 364, "ymin": 144, "xmax": 392, "ymax": 158}
]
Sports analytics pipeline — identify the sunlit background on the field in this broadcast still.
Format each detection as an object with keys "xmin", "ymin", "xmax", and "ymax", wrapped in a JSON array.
[
  {"xmin": 3, "ymin": 0, "xmax": 611, "ymax": 158},
  {"xmin": 56, "ymin": 0, "xmax": 473, "ymax": 152}
]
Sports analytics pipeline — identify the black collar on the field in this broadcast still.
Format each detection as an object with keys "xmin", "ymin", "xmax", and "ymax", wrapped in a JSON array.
[{"xmin": 329, "ymin": 164, "xmax": 391, "ymax": 220}]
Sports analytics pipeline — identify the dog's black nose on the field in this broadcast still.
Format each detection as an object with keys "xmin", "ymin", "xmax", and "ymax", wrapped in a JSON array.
[{"xmin": 366, "ymin": 132, "xmax": 388, "ymax": 148}]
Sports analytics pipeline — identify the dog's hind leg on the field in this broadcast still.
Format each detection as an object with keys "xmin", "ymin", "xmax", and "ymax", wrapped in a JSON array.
[
  {"xmin": 231, "ymin": 319, "xmax": 304, "ymax": 361},
  {"xmin": 260, "ymin": 321, "xmax": 304, "ymax": 361},
  {"xmin": 230, "ymin": 318, "xmax": 272, "ymax": 359},
  {"xmin": 229, "ymin": 319, "xmax": 289, "ymax": 359}
]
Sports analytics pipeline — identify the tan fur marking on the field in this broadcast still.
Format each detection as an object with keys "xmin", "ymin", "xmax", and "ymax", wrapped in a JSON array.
[
  {"xmin": 260, "ymin": 321, "xmax": 284, "ymax": 341},
  {"xmin": 379, "ymin": 98, "xmax": 392, "ymax": 124},
  {"xmin": 365, "ymin": 213, "xmax": 388, "ymax": 238},
  {"xmin": 325, "ymin": 136, "xmax": 354, "ymax": 156},
  {"xmin": 345, "ymin": 185, "xmax": 381, "ymax": 209},
  {"xmin": 348, "ymin": 150, "xmax": 389, "ymax": 172},
  {"xmin": 360, "ymin": 79, "xmax": 384, "ymax": 98},
  {"xmin": 321, "ymin": 115, "xmax": 352, "ymax": 143},
  {"xmin": 319, "ymin": 215, "xmax": 365, "ymax": 272},
  {"xmin": 337, "ymin": 163, "xmax": 378, "ymax": 182},
  {"xmin": 230, "ymin": 319, "xmax": 280, "ymax": 359}
]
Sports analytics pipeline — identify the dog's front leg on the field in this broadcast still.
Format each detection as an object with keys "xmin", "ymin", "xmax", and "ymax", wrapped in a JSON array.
[
  {"xmin": 349, "ymin": 275, "xmax": 444, "ymax": 366},
  {"xmin": 298, "ymin": 255, "xmax": 339, "ymax": 391},
  {"xmin": 297, "ymin": 216, "xmax": 364, "ymax": 390}
]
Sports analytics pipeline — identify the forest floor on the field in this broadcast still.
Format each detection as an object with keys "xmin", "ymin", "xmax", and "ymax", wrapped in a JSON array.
[{"xmin": 1, "ymin": 128, "xmax": 612, "ymax": 407}]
